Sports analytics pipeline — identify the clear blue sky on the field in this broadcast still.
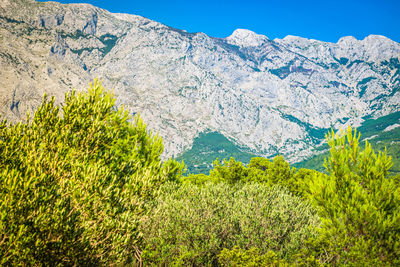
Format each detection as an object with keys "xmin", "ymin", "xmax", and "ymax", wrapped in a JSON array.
[{"xmin": 40, "ymin": 0, "xmax": 400, "ymax": 43}]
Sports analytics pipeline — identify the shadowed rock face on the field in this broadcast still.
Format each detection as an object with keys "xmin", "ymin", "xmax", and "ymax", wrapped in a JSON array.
[{"xmin": 1, "ymin": 0, "xmax": 399, "ymax": 162}]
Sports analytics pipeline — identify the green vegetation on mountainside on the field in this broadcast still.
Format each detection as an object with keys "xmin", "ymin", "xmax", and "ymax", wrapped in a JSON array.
[
  {"xmin": 179, "ymin": 111, "xmax": 400, "ymax": 175},
  {"xmin": 295, "ymin": 111, "xmax": 400, "ymax": 174},
  {"xmin": 176, "ymin": 131, "xmax": 258, "ymax": 174}
]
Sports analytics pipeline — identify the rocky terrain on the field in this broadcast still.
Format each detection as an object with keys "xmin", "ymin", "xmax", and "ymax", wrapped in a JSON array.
[{"xmin": 1, "ymin": 0, "xmax": 399, "ymax": 162}]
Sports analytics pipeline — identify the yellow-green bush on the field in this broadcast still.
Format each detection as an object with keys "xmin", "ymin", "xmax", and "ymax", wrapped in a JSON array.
[
  {"xmin": 218, "ymin": 246, "xmax": 289, "ymax": 267},
  {"xmin": 0, "ymin": 79, "xmax": 182, "ymax": 265},
  {"xmin": 141, "ymin": 182, "xmax": 319, "ymax": 265}
]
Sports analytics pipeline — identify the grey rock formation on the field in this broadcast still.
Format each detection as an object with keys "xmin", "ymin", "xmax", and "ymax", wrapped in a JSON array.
[{"xmin": 1, "ymin": 0, "xmax": 399, "ymax": 162}]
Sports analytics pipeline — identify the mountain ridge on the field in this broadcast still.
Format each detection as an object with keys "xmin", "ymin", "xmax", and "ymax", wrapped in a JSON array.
[{"xmin": 1, "ymin": 0, "xmax": 399, "ymax": 164}]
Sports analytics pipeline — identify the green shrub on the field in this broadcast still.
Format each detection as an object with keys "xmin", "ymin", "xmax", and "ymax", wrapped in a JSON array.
[
  {"xmin": 181, "ymin": 157, "xmax": 249, "ymax": 185},
  {"xmin": 303, "ymin": 127, "xmax": 400, "ymax": 265},
  {"xmin": 180, "ymin": 173, "xmax": 211, "ymax": 185},
  {"xmin": 210, "ymin": 157, "xmax": 249, "ymax": 184},
  {"xmin": 218, "ymin": 246, "xmax": 289, "ymax": 267},
  {"xmin": 247, "ymin": 156, "xmax": 293, "ymax": 184},
  {"xmin": 0, "ymin": 79, "xmax": 182, "ymax": 265},
  {"xmin": 141, "ymin": 182, "xmax": 319, "ymax": 265},
  {"xmin": 184, "ymin": 156, "xmax": 315, "ymax": 199},
  {"xmin": 247, "ymin": 156, "xmax": 316, "ymax": 197}
]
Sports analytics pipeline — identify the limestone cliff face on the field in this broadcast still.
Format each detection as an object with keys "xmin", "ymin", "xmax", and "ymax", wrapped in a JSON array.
[{"xmin": 1, "ymin": 0, "xmax": 399, "ymax": 161}]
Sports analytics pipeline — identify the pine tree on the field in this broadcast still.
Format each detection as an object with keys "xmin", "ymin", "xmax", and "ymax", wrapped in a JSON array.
[{"xmin": 304, "ymin": 127, "xmax": 400, "ymax": 265}]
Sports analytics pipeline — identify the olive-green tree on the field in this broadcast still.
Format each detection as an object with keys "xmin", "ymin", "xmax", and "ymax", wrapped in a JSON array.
[
  {"xmin": 247, "ymin": 156, "xmax": 297, "ymax": 188},
  {"xmin": 0, "ymin": 79, "xmax": 182, "ymax": 265},
  {"xmin": 209, "ymin": 157, "xmax": 249, "ymax": 184}
]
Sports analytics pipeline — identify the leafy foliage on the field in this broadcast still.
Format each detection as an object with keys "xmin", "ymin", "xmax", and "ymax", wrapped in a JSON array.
[
  {"xmin": 183, "ymin": 156, "xmax": 317, "ymax": 198},
  {"xmin": 140, "ymin": 182, "xmax": 319, "ymax": 265},
  {"xmin": 302, "ymin": 127, "xmax": 400, "ymax": 265},
  {"xmin": 0, "ymin": 79, "xmax": 182, "ymax": 265},
  {"xmin": 218, "ymin": 246, "xmax": 289, "ymax": 267},
  {"xmin": 210, "ymin": 157, "xmax": 249, "ymax": 184}
]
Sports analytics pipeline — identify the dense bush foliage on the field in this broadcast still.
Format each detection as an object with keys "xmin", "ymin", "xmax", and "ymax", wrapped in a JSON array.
[
  {"xmin": 141, "ymin": 182, "xmax": 319, "ymax": 265},
  {"xmin": 183, "ymin": 155, "xmax": 316, "ymax": 197},
  {"xmin": 0, "ymin": 80, "xmax": 182, "ymax": 265},
  {"xmin": 218, "ymin": 246, "xmax": 289, "ymax": 266}
]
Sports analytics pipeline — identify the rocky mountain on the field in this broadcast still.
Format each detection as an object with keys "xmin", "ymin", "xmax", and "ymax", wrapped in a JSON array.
[{"xmin": 1, "ymin": 0, "xmax": 400, "ymax": 164}]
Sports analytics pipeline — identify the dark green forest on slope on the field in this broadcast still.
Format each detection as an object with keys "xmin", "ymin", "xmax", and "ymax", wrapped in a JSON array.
[
  {"xmin": 1, "ymin": 80, "xmax": 399, "ymax": 266},
  {"xmin": 295, "ymin": 111, "xmax": 400, "ymax": 174},
  {"xmin": 176, "ymin": 131, "xmax": 259, "ymax": 174}
]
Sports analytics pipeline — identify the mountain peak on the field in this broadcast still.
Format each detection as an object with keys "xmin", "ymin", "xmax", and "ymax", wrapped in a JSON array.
[
  {"xmin": 226, "ymin": 29, "xmax": 269, "ymax": 47},
  {"xmin": 363, "ymin": 34, "xmax": 392, "ymax": 41},
  {"xmin": 282, "ymin": 35, "xmax": 309, "ymax": 41},
  {"xmin": 337, "ymin": 36, "xmax": 358, "ymax": 44},
  {"xmin": 362, "ymin": 34, "xmax": 399, "ymax": 47}
]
